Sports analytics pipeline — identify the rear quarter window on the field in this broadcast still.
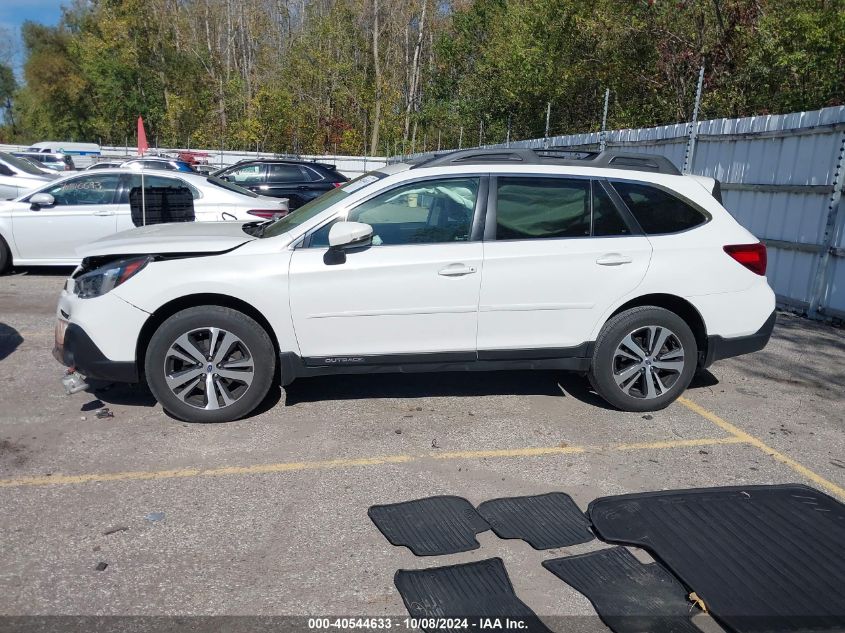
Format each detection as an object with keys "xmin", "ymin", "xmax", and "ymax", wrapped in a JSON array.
[
  {"xmin": 301, "ymin": 165, "xmax": 326, "ymax": 181},
  {"xmin": 611, "ymin": 181, "xmax": 708, "ymax": 234}
]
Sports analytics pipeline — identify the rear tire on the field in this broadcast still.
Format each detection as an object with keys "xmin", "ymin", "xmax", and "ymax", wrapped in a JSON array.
[
  {"xmin": 0, "ymin": 234, "xmax": 11, "ymax": 275},
  {"xmin": 589, "ymin": 306, "xmax": 697, "ymax": 412},
  {"xmin": 145, "ymin": 306, "xmax": 276, "ymax": 422}
]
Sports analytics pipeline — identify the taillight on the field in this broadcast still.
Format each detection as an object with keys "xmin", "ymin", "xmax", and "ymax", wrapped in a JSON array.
[
  {"xmin": 332, "ymin": 182, "xmax": 343, "ymax": 188},
  {"xmin": 724, "ymin": 243, "xmax": 767, "ymax": 276},
  {"xmin": 247, "ymin": 209, "xmax": 286, "ymax": 219}
]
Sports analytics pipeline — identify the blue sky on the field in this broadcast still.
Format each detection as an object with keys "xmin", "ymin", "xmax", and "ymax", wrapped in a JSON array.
[{"xmin": 1, "ymin": 0, "xmax": 66, "ymax": 73}]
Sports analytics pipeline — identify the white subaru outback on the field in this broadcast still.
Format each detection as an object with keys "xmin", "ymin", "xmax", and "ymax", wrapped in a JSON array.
[{"xmin": 53, "ymin": 149, "xmax": 775, "ymax": 422}]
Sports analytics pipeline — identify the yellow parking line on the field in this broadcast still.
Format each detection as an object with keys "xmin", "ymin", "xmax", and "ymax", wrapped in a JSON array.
[
  {"xmin": 0, "ymin": 436, "xmax": 737, "ymax": 489},
  {"xmin": 0, "ymin": 455, "xmax": 416, "ymax": 488},
  {"xmin": 612, "ymin": 436, "xmax": 746, "ymax": 451},
  {"xmin": 431, "ymin": 446, "xmax": 586, "ymax": 460},
  {"xmin": 678, "ymin": 396, "xmax": 845, "ymax": 501}
]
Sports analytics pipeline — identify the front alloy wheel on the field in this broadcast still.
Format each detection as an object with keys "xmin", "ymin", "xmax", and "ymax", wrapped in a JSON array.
[
  {"xmin": 145, "ymin": 306, "xmax": 276, "ymax": 422},
  {"xmin": 164, "ymin": 327, "xmax": 255, "ymax": 410}
]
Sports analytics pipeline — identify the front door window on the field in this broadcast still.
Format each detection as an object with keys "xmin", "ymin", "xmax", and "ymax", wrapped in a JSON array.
[
  {"xmin": 347, "ymin": 178, "xmax": 479, "ymax": 246},
  {"xmin": 224, "ymin": 165, "xmax": 265, "ymax": 185},
  {"xmin": 43, "ymin": 174, "xmax": 121, "ymax": 206}
]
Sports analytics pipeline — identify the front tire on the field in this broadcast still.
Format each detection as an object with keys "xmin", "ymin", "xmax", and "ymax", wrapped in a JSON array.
[
  {"xmin": 145, "ymin": 306, "xmax": 276, "ymax": 422},
  {"xmin": 589, "ymin": 306, "xmax": 697, "ymax": 412},
  {"xmin": 0, "ymin": 234, "xmax": 11, "ymax": 275}
]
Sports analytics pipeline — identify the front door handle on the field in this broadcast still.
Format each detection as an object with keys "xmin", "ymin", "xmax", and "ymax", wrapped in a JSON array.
[
  {"xmin": 596, "ymin": 253, "xmax": 633, "ymax": 266},
  {"xmin": 93, "ymin": 210, "xmax": 115, "ymax": 216},
  {"xmin": 439, "ymin": 264, "xmax": 477, "ymax": 277}
]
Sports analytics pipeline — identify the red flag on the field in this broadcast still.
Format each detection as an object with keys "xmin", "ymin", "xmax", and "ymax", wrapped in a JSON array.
[{"xmin": 137, "ymin": 116, "xmax": 148, "ymax": 156}]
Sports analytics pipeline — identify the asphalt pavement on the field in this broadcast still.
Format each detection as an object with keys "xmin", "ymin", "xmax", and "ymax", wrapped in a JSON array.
[{"xmin": 1, "ymin": 268, "xmax": 843, "ymax": 629}]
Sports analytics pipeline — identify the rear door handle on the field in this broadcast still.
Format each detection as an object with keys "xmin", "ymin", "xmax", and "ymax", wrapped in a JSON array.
[
  {"xmin": 93, "ymin": 210, "xmax": 115, "ymax": 216},
  {"xmin": 439, "ymin": 264, "xmax": 477, "ymax": 277},
  {"xmin": 596, "ymin": 253, "xmax": 632, "ymax": 266}
]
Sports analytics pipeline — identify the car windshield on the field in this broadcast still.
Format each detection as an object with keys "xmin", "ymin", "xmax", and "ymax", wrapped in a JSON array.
[
  {"xmin": 205, "ymin": 175, "xmax": 259, "ymax": 198},
  {"xmin": 260, "ymin": 172, "xmax": 386, "ymax": 239},
  {"xmin": 0, "ymin": 152, "xmax": 45, "ymax": 176}
]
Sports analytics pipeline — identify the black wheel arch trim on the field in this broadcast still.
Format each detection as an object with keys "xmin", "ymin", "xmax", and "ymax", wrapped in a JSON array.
[{"xmin": 135, "ymin": 293, "xmax": 282, "ymax": 383}]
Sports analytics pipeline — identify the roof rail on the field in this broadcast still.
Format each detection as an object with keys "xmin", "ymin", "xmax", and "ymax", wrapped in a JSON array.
[{"xmin": 410, "ymin": 148, "xmax": 681, "ymax": 176}]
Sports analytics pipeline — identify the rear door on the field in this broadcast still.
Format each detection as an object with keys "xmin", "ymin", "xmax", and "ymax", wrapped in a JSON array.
[
  {"xmin": 477, "ymin": 175, "xmax": 652, "ymax": 355},
  {"xmin": 11, "ymin": 173, "xmax": 121, "ymax": 261},
  {"xmin": 259, "ymin": 164, "xmax": 313, "ymax": 208}
]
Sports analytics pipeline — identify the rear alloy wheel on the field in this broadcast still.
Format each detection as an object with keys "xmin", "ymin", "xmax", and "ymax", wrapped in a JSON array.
[
  {"xmin": 589, "ymin": 306, "xmax": 697, "ymax": 412},
  {"xmin": 145, "ymin": 306, "xmax": 275, "ymax": 422}
]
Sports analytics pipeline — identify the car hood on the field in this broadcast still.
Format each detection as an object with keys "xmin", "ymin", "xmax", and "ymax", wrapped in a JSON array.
[{"xmin": 76, "ymin": 221, "xmax": 256, "ymax": 257}]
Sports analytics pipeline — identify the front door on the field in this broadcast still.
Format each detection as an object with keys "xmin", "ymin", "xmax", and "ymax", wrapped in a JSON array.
[
  {"xmin": 11, "ymin": 173, "xmax": 121, "ymax": 262},
  {"xmin": 289, "ymin": 176, "xmax": 484, "ymax": 361},
  {"xmin": 477, "ymin": 176, "xmax": 653, "ymax": 354}
]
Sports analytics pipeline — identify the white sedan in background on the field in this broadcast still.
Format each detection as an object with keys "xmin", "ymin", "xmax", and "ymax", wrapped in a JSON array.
[{"xmin": 0, "ymin": 169, "xmax": 288, "ymax": 272}]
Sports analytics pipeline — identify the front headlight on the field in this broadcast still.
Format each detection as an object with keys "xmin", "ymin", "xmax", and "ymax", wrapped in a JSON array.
[{"xmin": 74, "ymin": 256, "xmax": 152, "ymax": 299}]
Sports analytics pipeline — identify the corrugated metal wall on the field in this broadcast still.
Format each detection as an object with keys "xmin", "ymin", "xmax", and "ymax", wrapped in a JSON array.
[{"xmin": 441, "ymin": 106, "xmax": 845, "ymax": 322}]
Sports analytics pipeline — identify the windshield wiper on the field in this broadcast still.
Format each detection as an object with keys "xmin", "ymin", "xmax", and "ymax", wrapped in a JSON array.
[
  {"xmin": 241, "ymin": 221, "xmax": 268, "ymax": 237},
  {"xmin": 256, "ymin": 216, "xmax": 286, "ymax": 238}
]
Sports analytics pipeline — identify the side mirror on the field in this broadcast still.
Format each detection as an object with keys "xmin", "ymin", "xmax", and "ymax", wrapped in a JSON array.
[
  {"xmin": 29, "ymin": 192, "xmax": 55, "ymax": 210},
  {"xmin": 328, "ymin": 221, "xmax": 373, "ymax": 250}
]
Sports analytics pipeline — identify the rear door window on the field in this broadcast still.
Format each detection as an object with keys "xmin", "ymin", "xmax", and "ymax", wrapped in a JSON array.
[
  {"xmin": 495, "ymin": 177, "xmax": 591, "ymax": 240},
  {"xmin": 267, "ymin": 164, "xmax": 307, "ymax": 182},
  {"xmin": 611, "ymin": 181, "xmax": 708, "ymax": 234},
  {"xmin": 124, "ymin": 174, "xmax": 200, "ymax": 201}
]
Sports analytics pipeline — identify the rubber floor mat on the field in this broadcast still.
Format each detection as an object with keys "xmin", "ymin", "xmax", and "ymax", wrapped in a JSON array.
[
  {"xmin": 543, "ymin": 547, "xmax": 700, "ymax": 633},
  {"xmin": 395, "ymin": 557, "xmax": 553, "ymax": 633},
  {"xmin": 588, "ymin": 484, "xmax": 845, "ymax": 633},
  {"xmin": 477, "ymin": 492, "xmax": 594, "ymax": 549},
  {"xmin": 368, "ymin": 496, "xmax": 489, "ymax": 556}
]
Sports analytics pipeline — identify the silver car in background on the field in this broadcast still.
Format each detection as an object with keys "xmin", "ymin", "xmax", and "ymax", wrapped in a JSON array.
[
  {"xmin": 85, "ymin": 161, "xmax": 124, "ymax": 171},
  {"xmin": 13, "ymin": 151, "xmax": 75, "ymax": 172},
  {"xmin": 0, "ymin": 152, "xmax": 58, "ymax": 200}
]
